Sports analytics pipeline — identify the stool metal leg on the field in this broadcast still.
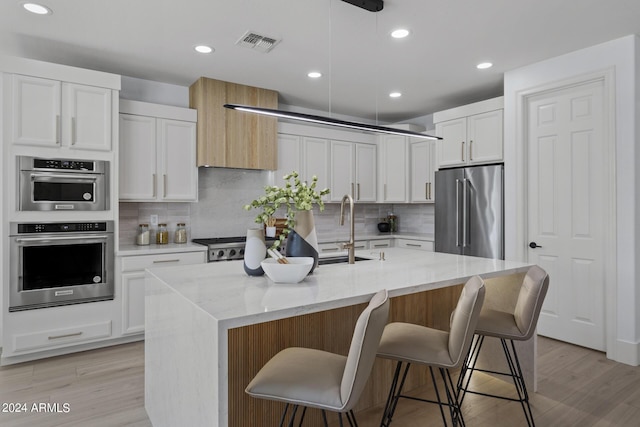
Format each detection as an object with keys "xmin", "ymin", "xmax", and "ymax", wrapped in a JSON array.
[{"xmin": 380, "ymin": 361, "xmax": 411, "ymax": 427}]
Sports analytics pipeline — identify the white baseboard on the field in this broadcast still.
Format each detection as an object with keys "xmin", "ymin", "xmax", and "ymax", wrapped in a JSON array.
[{"xmin": 611, "ymin": 339, "xmax": 640, "ymax": 366}]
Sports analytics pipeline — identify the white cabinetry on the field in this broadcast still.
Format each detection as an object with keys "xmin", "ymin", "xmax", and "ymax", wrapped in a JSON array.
[
  {"xmin": 10, "ymin": 74, "xmax": 113, "ymax": 151},
  {"xmin": 275, "ymin": 134, "xmax": 302, "ymax": 186},
  {"xmin": 118, "ymin": 250, "xmax": 206, "ymax": 335},
  {"xmin": 434, "ymin": 97, "xmax": 503, "ymax": 168},
  {"xmin": 379, "ymin": 135, "xmax": 409, "ymax": 203},
  {"xmin": 119, "ymin": 100, "xmax": 197, "ymax": 202},
  {"xmin": 302, "ymin": 137, "xmax": 330, "ymax": 194},
  {"xmin": 329, "ymin": 141, "xmax": 376, "ymax": 202},
  {"xmin": 410, "ymin": 139, "xmax": 436, "ymax": 202}
]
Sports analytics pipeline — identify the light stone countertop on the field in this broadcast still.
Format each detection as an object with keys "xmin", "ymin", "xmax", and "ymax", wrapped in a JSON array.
[{"xmin": 145, "ymin": 247, "xmax": 531, "ymax": 330}]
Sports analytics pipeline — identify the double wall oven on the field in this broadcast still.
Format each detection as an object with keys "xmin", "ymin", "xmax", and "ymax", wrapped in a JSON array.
[{"xmin": 9, "ymin": 221, "xmax": 115, "ymax": 312}]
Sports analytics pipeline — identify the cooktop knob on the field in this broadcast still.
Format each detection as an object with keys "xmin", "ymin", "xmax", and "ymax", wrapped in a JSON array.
[
  {"xmin": 217, "ymin": 250, "xmax": 225, "ymax": 257},
  {"xmin": 239, "ymin": 249, "xmax": 245, "ymax": 256},
  {"xmin": 229, "ymin": 249, "xmax": 236, "ymax": 257}
]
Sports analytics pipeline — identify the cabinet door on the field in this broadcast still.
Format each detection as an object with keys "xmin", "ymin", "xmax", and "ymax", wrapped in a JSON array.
[
  {"xmin": 11, "ymin": 75, "xmax": 61, "ymax": 147},
  {"xmin": 302, "ymin": 137, "xmax": 330, "ymax": 198},
  {"xmin": 467, "ymin": 109, "xmax": 503, "ymax": 164},
  {"xmin": 355, "ymin": 143, "xmax": 376, "ymax": 202},
  {"xmin": 330, "ymin": 140, "xmax": 354, "ymax": 202},
  {"xmin": 62, "ymin": 83, "xmax": 112, "ymax": 151},
  {"xmin": 436, "ymin": 118, "xmax": 466, "ymax": 168},
  {"xmin": 410, "ymin": 139, "xmax": 436, "ymax": 202},
  {"xmin": 275, "ymin": 134, "xmax": 302, "ymax": 186},
  {"xmin": 380, "ymin": 136, "xmax": 408, "ymax": 203},
  {"xmin": 119, "ymin": 114, "xmax": 157, "ymax": 200},
  {"xmin": 159, "ymin": 119, "xmax": 197, "ymax": 201},
  {"xmin": 122, "ymin": 271, "xmax": 146, "ymax": 335}
]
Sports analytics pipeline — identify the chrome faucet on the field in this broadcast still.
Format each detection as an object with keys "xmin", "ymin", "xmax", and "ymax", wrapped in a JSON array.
[{"xmin": 340, "ymin": 194, "xmax": 356, "ymax": 264}]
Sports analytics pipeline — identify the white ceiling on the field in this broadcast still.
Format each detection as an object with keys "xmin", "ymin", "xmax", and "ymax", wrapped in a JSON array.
[{"xmin": 1, "ymin": 0, "xmax": 640, "ymax": 123}]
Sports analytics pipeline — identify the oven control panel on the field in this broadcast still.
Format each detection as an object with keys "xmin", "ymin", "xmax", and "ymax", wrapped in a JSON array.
[
  {"xmin": 16, "ymin": 222, "xmax": 111, "ymax": 234},
  {"xmin": 33, "ymin": 158, "xmax": 95, "ymax": 171}
]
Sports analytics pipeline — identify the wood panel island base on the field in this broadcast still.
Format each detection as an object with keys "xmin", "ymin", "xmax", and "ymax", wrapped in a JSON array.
[{"xmin": 145, "ymin": 248, "xmax": 532, "ymax": 427}]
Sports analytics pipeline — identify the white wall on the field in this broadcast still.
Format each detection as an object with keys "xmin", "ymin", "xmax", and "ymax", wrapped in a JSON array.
[{"xmin": 504, "ymin": 35, "xmax": 640, "ymax": 365}]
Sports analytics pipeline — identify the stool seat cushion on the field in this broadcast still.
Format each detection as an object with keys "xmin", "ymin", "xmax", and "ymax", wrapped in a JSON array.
[
  {"xmin": 246, "ymin": 347, "xmax": 347, "ymax": 410},
  {"xmin": 377, "ymin": 322, "xmax": 453, "ymax": 368},
  {"xmin": 476, "ymin": 308, "xmax": 526, "ymax": 340}
]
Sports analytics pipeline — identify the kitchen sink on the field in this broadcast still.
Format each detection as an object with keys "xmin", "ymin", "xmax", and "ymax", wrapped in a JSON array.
[{"xmin": 318, "ymin": 256, "xmax": 372, "ymax": 265}]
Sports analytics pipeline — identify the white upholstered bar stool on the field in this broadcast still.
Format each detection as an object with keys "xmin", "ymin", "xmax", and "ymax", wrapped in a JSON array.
[
  {"xmin": 376, "ymin": 276, "xmax": 486, "ymax": 427},
  {"xmin": 245, "ymin": 289, "xmax": 390, "ymax": 427},
  {"xmin": 456, "ymin": 265, "xmax": 549, "ymax": 427}
]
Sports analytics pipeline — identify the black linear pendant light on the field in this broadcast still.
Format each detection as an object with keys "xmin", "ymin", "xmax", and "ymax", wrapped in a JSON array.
[{"xmin": 224, "ymin": 0, "xmax": 441, "ymax": 141}]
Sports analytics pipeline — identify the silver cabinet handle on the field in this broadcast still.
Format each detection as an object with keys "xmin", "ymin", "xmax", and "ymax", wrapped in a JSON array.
[
  {"xmin": 16, "ymin": 235, "xmax": 107, "ymax": 243},
  {"xmin": 71, "ymin": 117, "xmax": 76, "ymax": 145},
  {"xmin": 373, "ymin": 243, "xmax": 388, "ymax": 248},
  {"xmin": 30, "ymin": 172, "xmax": 98, "ymax": 181},
  {"xmin": 470, "ymin": 140, "xmax": 473, "ymax": 161},
  {"xmin": 461, "ymin": 141, "xmax": 465, "ymax": 161},
  {"xmin": 163, "ymin": 174, "xmax": 167, "ymax": 198},
  {"xmin": 49, "ymin": 332, "xmax": 82, "ymax": 340},
  {"xmin": 321, "ymin": 247, "xmax": 340, "ymax": 253},
  {"xmin": 357, "ymin": 183, "xmax": 360, "ymax": 201},
  {"xmin": 153, "ymin": 259, "xmax": 180, "ymax": 263},
  {"xmin": 152, "ymin": 174, "xmax": 157, "ymax": 198},
  {"xmin": 425, "ymin": 182, "xmax": 428, "ymax": 200},
  {"xmin": 56, "ymin": 115, "xmax": 61, "ymax": 145},
  {"xmin": 406, "ymin": 243, "xmax": 421, "ymax": 248}
]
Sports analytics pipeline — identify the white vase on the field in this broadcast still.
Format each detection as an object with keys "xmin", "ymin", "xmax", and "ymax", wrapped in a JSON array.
[{"xmin": 244, "ymin": 228, "xmax": 266, "ymax": 276}]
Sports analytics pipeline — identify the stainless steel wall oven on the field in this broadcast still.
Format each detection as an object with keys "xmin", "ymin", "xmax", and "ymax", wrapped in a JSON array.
[
  {"xmin": 18, "ymin": 156, "xmax": 109, "ymax": 211},
  {"xmin": 9, "ymin": 221, "xmax": 114, "ymax": 311}
]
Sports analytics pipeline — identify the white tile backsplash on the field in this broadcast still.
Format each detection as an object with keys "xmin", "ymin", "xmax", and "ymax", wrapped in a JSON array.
[{"xmin": 119, "ymin": 168, "xmax": 434, "ymax": 243}]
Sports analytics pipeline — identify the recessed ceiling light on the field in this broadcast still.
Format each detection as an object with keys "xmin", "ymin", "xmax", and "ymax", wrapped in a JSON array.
[
  {"xmin": 391, "ymin": 29, "xmax": 410, "ymax": 39},
  {"xmin": 389, "ymin": 92, "xmax": 402, "ymax": 98},
  {"xmin": 22, "ymin": 2, "xmax": 52, "ymax": 15},
  {"xmin": 307, "ymin": 71, "xmax": 322, "ymax": 78},
  {"xmin": 476, "ymin": 62, "xmax": 493, "ymax": 69},
  {"xmin": 194, "ymin": 45, "xmax": 213, "ymax": 54}
]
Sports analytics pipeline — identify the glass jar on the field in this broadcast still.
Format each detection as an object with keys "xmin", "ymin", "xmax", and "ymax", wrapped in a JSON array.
[
  {"xmin": 156, "ymin": 223, "xmax": 169, "ymax": 245},
  {"xmin": 174, "ymin": 223, "xmax": 187, "ymax": 244},
  {"xmin": 136, "ymin": 224, "xmax": 150, "ymax": 246}
]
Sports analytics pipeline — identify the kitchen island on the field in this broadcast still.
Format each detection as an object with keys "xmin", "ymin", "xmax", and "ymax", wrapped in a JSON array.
[{"xmin": 145, "ymin": 248, "xmax": 532, "ymax": 427}]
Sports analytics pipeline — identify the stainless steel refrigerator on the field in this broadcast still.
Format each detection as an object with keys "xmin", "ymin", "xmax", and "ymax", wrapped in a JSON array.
[{"xmin": 434, "ymin": 164, "xmax": 504, "ymax": 259}]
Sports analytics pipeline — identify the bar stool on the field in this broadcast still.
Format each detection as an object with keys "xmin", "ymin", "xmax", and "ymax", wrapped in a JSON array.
[
  {"xmin": 456, "ymin": 265, "xmax": 549, "ymax": 427},
  {"xmin": 376, "ymin": 276, "xmax": 486, "ymax": 427},
  {"xmin": 245, "ymin": 289, "xmax": 390, "ymax": 426}
]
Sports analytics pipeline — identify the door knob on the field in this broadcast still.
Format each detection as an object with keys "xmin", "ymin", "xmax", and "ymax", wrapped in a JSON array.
[{"xmin": 529, "ymin": 242, "xmax": 542, "ymax": 249}]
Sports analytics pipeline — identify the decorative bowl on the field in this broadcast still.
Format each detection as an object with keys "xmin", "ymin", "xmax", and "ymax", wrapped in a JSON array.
[
  {"xmin": 261, "ymin": 257, "xmax": 314, "ymax": 284},
  {"xmin": 377, "ymin": 222, "xmax": 390, "ymax": 232}
]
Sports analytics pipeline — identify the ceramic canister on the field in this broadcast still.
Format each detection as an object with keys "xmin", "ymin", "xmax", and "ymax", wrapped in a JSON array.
[{"xmin": 244, "ymin": 227, "xmax": 266, "ymax": 276}]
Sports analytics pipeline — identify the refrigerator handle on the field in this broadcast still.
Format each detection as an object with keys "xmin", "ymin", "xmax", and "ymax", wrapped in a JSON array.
[
  {"xmin": 455, "ymin": 179, "xmax": 461, "ymax": 247},
  {"xmin": 462, "ymin": 178, "xmax": 468, "ymax": 248}
]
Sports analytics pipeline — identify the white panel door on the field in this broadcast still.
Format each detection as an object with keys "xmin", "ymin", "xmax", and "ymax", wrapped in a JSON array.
[
  {"xmin": 329, "ymin": 140, "xmax": 354, "ymax": 202},
  {"xmin": 159, "ymin": 119, "xmax": 197, "ymax": 201},
  {"xmin": 355, "ymin": 143, "xmax": 376, "ymax": 202},
  {"xmin": 119, "ymin": 114, "xmax": 157, "ymax": 200},
  {"xmin": 380, "ymin": 136, "xmax": 408, "ymax": 203},
  {"xmin": 527, "ymin": 79, "xmax": 606, "ymax": 350},
  {"xmin": 436, "ymin": 117, "xmax": 466, "ymax": 168},
  {"xmin": 302, "ymin": 137, "xmax": 330, "ymax": 200},
  {"xmin": 63, "ymin": 83, "xmax": 112, "ymax": 151},
  {"xmin": 11, "ymin": 75, "xmax": 61, "ymax": 147},
  {"xmin": 275, "ymin": 134, "xmax": 301, "ymax": 187},
  {"xmin": 467, "ymin": 109, "xmax": 503, "ymax": 164}
]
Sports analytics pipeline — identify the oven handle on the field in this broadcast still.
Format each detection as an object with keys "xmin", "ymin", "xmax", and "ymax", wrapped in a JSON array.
[
  {"xmin": 15, "ymin": 235, "xmax": 109, "ymax": 243},
  {"xmin": 30, "ymin": 172, "xmax": 99, "ymax": 181}
]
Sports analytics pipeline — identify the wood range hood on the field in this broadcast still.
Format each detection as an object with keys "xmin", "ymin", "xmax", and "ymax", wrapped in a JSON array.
[{"xmin": 189, "ymin": 77, "xmax": 278, "ymax": 170}]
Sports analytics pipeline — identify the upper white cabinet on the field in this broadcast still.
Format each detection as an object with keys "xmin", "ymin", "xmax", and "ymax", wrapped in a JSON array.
[
  {"xmin": 302, "ymin": 137, "xmax": 330, "ymax": 195},
  {"xmin": 434, "ymin": 96, "xmax": 503, "ymax": 168},
  {"xmin": 409, "ymin": 139, "xmax": 437, "ymax": 202},
  {"xmin": 379, "ymin": 135, "xmax": 409, "ymax": 203},
  {"xmin": 119, "ymin": 100, "xmax": 197, "ymax": 202},
  {"xmin": 10, "ymin": 75, "xmax": 112, "ymax": 151},
  {"xmin": 275, "ymin": 134, "xmax": 302, "ymax": 186},
  {"xmin": 329, "ymin": 140, "xmax": 376, "ymax": 202}
]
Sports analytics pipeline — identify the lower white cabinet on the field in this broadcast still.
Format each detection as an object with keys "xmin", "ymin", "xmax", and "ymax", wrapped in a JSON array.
[
  {"xmin": 395, "ymin": 239, "xmax": 434, "ymax": 251},
  {"xmin": 118, "ymin": 250, "xmax": 206, "ymax": 335},
  {"xmin": 13, "ymin": 321, "xmax": 112, "ymax": 353}
]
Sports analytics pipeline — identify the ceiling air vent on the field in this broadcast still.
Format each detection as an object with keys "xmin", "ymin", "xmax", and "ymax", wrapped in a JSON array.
[{"xmin": 235, "ymin": 31, "xmax": 280, "ymax": 53}]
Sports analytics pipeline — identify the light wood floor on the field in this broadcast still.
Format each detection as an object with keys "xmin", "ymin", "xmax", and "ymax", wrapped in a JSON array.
[{"xmin": 1, "ymin": 336, "xmax": 639, "ymax": 426}]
